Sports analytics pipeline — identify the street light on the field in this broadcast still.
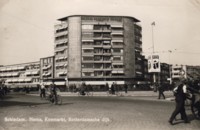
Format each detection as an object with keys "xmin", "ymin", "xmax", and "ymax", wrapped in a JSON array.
[
  {"xmin": 168, "ymin": 50, "xmax": 172, "ymax": 84},
  {"xmin": 151, "ymin": 22, "xmax": 157, "ymax": 91}
]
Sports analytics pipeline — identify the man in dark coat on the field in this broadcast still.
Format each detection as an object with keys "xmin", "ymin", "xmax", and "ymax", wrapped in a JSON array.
[
  {"xmin": 158, "ymin": 84, "xmax": 165, "ymax": 99},
  {"xmin": 168, "ymin": 80, "xmax": 189, "ymax": 125}
]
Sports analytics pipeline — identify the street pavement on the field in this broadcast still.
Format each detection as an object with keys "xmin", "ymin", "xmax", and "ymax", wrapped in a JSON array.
[
  {"xmin": 0, "ymin": 92, "xmax": 199, "ymax": 130},
  {"xmin": 28, "ymin": 90, "xmax": 175, "ymax": 100}
]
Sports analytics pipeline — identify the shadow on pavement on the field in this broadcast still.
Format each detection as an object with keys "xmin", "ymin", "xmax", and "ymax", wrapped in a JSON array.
[
  {"xmin": 172, "ymin": 114, "xmax": 198, "ymax": 125},
  {"xmin": 0, "ymin": 100, "xmax": 48, "ymax": 107},
  {"xmin": 61, "ymin": 102, "xmax": 74, "ymax": 105}
]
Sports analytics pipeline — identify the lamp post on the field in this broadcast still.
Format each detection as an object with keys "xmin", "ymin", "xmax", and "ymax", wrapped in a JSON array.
[
  {"xmin": 168, "ymin": 50, "xmax": 172, "ymax": 85},
  {"xmin": 151, "ymin": 22, "xmax": 157, "ymax": 91}
]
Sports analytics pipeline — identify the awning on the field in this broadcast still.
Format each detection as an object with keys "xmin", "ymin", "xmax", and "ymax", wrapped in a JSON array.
[
  {"xmin": 6, "ymin": 68, "xmax": 12, "ymax": 71},
  {"xmin": 0, "ymin": 68, "xmax": 6, "ymax": 71},
  {"xmin": 18, "ymin": 79, "xmax": 25, "ymax": 82},
  {"xmin": 18, "ymin": 66, "xmax": 25, "ymax": 70},
  {"xmin": 42, "ymin": 65, "xmax": 51, "ymax": 70},
  {"xmin": 111, "ymin": 32, "xmax": 123, "ymax": 35},
  {"xmin": 42, "ymin": 72, "xmax": 51, "ymax": 76},
  {"xmin": 111, "ymin": 24, "xmax": 123, "ymax": 28},
  {"xmin": 82, "ymin": 39, "xmax": 94, "ymax": 42},
  {"xmin": 12, "ymin": 72, "xmax": 19, "ymax": 76},
  {"xmin": 24, "ymin": 78, "xmax": 32, "ymax": 82},
  {"xmin": 112, "ymin": 40, "xmax": 123, "ymax": 43},
  {"xmin": 58, "ymin": 71, "xmax": 67, "ymax": 75},
  {"xmin": 25, "ymin": 71, "xmax": 32, "ymax": 75},
  {"xmin": 82, "ymin": 47, "xmax": 94, "ymax": 49},
  {"xmin": 112, "ymin": 62, "xmax": 124, "ymax": 65},
  {"xmin": 12, "ymin": 79, "xmax": 18, "ymax": 82},
  {"xmin": 85, "ymin": 81, "xmax": 125, "ymax": 85},
  {"xmin": 82, "ymin": 69, "xmax": 94, "ymax": 72},
  {"xmin": 136, "ymin": 71, "xmax": 142, "ymax": 75},
  {"xmin": 56, "ymin": 40, "xmax": 68, "ymax": 45},
  {"xmin": 56, "ymin": 64, "xmax": 64, "ymax": 67},
  {"xmin": 32, "ymin": 71, "xmax": 39, "ymax": 75},
  {"xmin": 54, "ymin": 82, "xmax": 66, "ymax": 85},
  {"xmin": 55, "ymin": 48, "xmax": 66, "ymax": 53},
  {"xmin": 12, "ymin": 67, "xmax": 18, "ymax": 70},
  {"xmin": 6, "ymin": 73, "xmax": 12, "ymax": 77},
  {"xmin": 103, "ymin": 41, "xmax": 111, "ymax": 43},
  {"xmin": 112, "ymin": 70, "xmax": 124, "ymax": 74},
  {"xmin": 6, "ymin": 79, "xmax": 12, "ymax": 82},
  {"xmin": 58, "ymin": 57, "xmax": 65, "ymax": 60}
]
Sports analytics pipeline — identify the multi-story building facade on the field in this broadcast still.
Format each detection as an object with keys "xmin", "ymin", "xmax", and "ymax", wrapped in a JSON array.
[
  {"xmin": 40, "ymin": 56, "xmax": 54, "ymax": 84},
  {"xmin": 0, "ymin": 61, "xmax": 40, "ymax": 88},
  {"xmin": 54, "ymin": 15, "xmax": 143, "ymax": 86}
]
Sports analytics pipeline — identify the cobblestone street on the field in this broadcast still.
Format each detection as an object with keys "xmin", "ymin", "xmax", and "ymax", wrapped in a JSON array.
[{"xmin": 0, "ymin": 93, "xmax": 200, "ymax": 130}]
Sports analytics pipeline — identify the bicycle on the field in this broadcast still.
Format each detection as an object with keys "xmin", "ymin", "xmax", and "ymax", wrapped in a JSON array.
[{"xmin": 45, "ymin": 92, "xmax": 62, "ymax": 105}]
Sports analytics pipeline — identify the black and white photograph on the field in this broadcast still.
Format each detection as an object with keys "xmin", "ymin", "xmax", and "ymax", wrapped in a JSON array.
[{"xmin": 0, "ymin": 0, "xmax": 200, "ymax": 130}]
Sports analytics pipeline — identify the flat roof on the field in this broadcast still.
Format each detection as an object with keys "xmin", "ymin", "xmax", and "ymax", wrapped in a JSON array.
[
  {"xmin": 58, "ymin": 15, "xmax": 140, "ymax": 22},
  {"xmin": 0, "ymin": 61, "xmax": 40, "ymax": 67}
]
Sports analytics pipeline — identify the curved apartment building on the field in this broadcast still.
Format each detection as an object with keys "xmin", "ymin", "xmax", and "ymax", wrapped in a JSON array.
[{"xmin": 54, "ymin": 15, "xmax": 143, "ymax": 86}]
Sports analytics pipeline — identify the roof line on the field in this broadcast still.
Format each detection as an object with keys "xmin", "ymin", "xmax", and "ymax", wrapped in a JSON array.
[{"xmin": 58, "ymin": 15, "xmax": 140, "ymax": 22}]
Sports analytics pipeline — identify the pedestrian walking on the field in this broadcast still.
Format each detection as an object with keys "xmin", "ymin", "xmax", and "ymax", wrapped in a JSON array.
[
  {"xmin": 158, "ymin": 84, "xmax": 165, "ymax": 99},
  {"xmin": 168, "ymin": 79, "xmax": 189, "ymax": 125},
  {"xmin": 124, "ymin": 83, "xmax": 128, "ymax": 93},
  {"xmin": 40, "ymin": 82, "xmax": 46, "ymax": 99},
  {"xmin": 111, "ymin": 82, "xmax": 115, "ymax": 94}
]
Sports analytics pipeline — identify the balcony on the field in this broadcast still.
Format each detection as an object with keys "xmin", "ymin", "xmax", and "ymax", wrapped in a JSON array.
[
  {"xmin": 93, "ymin": 44, "xmax": 103, "ymax": 48},
  {"xmin": 55, "ymin": 29, "xmax": 68, "ymax": 36},
  {"xmin": 103, "ymin": 45, "xmax": 111, "ymax": 49},
  {"xmin": 55, "ymin": 38, "xmax": 68, "ymax": 44},
  {"xmin": 55, "ymin": 23, "xmax": 68, "ymax": 30},
  {"xmin": 111, "ymin": 31, "xmax": 123, "ymax": 35},
  {"xmin": 112, "ymin": 44, "xmax": 123, "ymax": 48},
  {"xmin": 135, "ymin": 39, "xmax": 142, "ymax": 44}
]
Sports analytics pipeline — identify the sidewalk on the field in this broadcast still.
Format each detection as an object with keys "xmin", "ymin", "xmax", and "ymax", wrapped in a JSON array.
[{"xmin": 28, "ymin": 91, "xmax": 175, "ymax": 101}]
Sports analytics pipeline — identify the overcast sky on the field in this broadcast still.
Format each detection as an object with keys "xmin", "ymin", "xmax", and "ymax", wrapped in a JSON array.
[{"xmin": 0, "ymin": 0, "xmax": 200, "ymax": 66}]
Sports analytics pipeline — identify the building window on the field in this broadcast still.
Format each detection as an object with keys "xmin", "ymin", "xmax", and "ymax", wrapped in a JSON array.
[
  {"xmin": 94, "ymin": 49, "xmax": 103, "ymax": 53},
  {"xmin": 83, "ymin": 49, "xmax": 93, "ymax": 53},
  {"xmin": 94, "ymin": 64, "xmax": 103, "ymax": 69},
  {"xmin": 94, "ymin": 56, "xmax": 103, "ymax": 61},
  {"xmin": 112, "ymin": 48, "xmax": 122, "ymax": 53},
  {"xmin": 103, "ymin": 56, "xmax": 111, "ymax": 61},
  {"xmin": 83, "ymin": 57, "xmax": 94, "ymax": 61},
  {"xmin": 82, "ymin": 63, "xmax": 93, "ymax": 68},
  {"xmin": 113, "ymin": 57, "xmax": 121, "ymax": 61},
  {"xmin": 82, "ymin": 72, "xmax": 94, "ymax": 76},
  {"xmin": 113, "ymin": 65, "xmax": 123, "ymax": 68},
  {"xmin": 82, "ymin": 41, "xmax": 93, "ymax": 46},
  {"xmin": 94, "ymin": 41, "xmax": 102, "ymax": 45}
]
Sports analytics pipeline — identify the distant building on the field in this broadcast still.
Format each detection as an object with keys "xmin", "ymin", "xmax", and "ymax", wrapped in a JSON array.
[
  {"xmin": 171, "ymin": 65, "xmax": 187, "ymax": 79},
  {"xmin": 0, "ymin": 62, "xmax": 40, "ymax": 88}
]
